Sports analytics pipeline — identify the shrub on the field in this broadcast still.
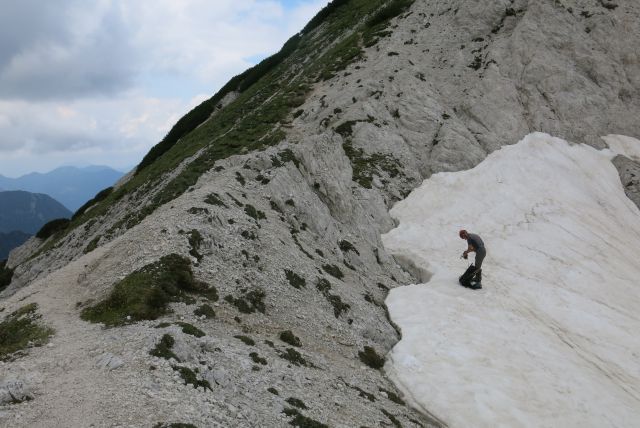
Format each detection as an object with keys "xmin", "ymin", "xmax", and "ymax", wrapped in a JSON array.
[
  {"xmin": 250, "ymin": 352, "xmax": 267, "ymax": 365},
  {"xmin": 224, "ymin": 289, "xmax": 266, "ymax": 314},
  {"xmin": 279, "ymin": 330, "xmax": 302, "ymax": 347},
  {"xmin": 358, "ymin": 346, "xmax": 385, "ymax": 369},
  {"xmin": 285, "ymin": 397, "xmax": 307, "ymax": 409},
  {"xmin": 187, "ymin": 229, "xmax": 203, "ymax": 262},
  {"xmin": 193, "ymin": 304, "xmax": 216, "ymax": 319},
  {"xmin": 234, "ymin": 335, "xmax": 255, "ymax": 346},
  {"xmin": 322, "ymin": 264, "xmax": 344, "ymax": 279},
  {"xmin": 285, "ymin": 270, "xmax": 306, "ymax": 289},
  {"xmin": 81, "ymin": 254, "xmax": 215, "ymax": 326},
  {"xmin": 204, "ymin": 193, "xmax": 227, "ymax": 207},
  {"xmin": 278, "ymin": 347, "xmax": 309, "ymax": 367},
  {"xmin": 172, "ymin": 365, "xmax": 212, "ymax": 391},
  {"xmin": 0, "ymin": 303, "xmax": 54, "ymax": 360},
  {"xmin": 338, "ymin": 240, "xmax": 359, "ymax": 255},
  {"xmin": 244, "ymin": 204, "xmax": 266, "ymax": 220},
  {"xmin": 150, "ymin": 334, "xmax": 179, "ymax": 361},
  {"xmin": 176, "ymin": 322, "xmax": 205, "ymax": 338},
  {"xmin": 36, "ymin": 218, "xmax": 71, "ymax": 240}
]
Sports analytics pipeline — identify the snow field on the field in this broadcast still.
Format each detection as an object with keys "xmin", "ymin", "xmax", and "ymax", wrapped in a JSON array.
[{"xmin": 382, "ymin": 133, "xmax": 640, "ymax": 428}]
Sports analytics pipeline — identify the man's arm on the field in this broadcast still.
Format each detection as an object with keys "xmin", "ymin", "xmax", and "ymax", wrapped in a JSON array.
[{"xmin": 462, "ymin": 244, "xmax": 475, "ymax": 259}]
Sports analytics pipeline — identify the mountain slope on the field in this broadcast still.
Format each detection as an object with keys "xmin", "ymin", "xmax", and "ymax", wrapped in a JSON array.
[
  {"xmin": 0, "ymin": 191, "xmax": 71, "ymax": 234},
  {"xmin": 1, "ymin": 0, "xmax": 639, "ymax": 427},
  {"xmin": 383, "ymin": 133, "xmax": 640, "ymax": 427},
  {"xmin": 0, "ymin": 166, "xmax": 123, "ymax": 211}
]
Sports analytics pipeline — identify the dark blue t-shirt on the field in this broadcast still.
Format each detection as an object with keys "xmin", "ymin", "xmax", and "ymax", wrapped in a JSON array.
[{"xmin": 467, "ymin": 233, "xmax": 484, "ymax": 250}]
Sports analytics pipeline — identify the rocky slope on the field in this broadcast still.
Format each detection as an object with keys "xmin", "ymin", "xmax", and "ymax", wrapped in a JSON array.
[{"xmin": 1, "ymin": 0, "xmax": 639, "ymax": 427}]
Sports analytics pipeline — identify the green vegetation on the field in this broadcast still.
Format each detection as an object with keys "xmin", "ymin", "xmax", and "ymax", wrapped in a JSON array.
[
  {"xmin": 73, "ymin": 187, "xmax": 113, "ymax": 220},
  {"xmin": 150, "ymin": 334, "xmax": 179, "ymax": 361},
  {"xmin": 172, "ymin": 365, "xmax": 212, "ymax": 391},
  {"xmin": 176, "ymin": 322, "xmax": 205, "ymax": 338},
  {"xmin": 224, "ymin": 289, "xmax": 266, "ymax": 314},
  {"xmin": 80, "ymin": 254, "xmax": 216, "ymax": 326},
  {"xmin": 36, "ymin": 218, "xmax": 70, "ymax": 240},
  {"xmin": 286, "ymin": 397, "xmax": 308, "ymax": 409},
  {"xmin": 234, "ymin": 335, "xmax": 255, "ymax": 346},
  {"xmin": 193, "ymin": 304, "xmax": 216, "ymax": 319},
  {"xmin": 379, "ymin": 387, "xmax": 405, "ymax": 405},
  {"xmin": 268, "ymin": 387, "xmax": 279, "ymax": 395},
  {"xmin": 381, "ymin": 408, "xmax": 403, "ymax": 428},
  {"xmin": 39, "ymin": 0, "xmax": 414, "ymax": 254},
  {"xmin": 338, "ymin": 239, "xmax": 359, "ymax": 255},
  {"xmin": 316, "ymin": 278, "xmax": 350, "ymax": 318},
  {"xmin": 250, "ymin": 351, "xmax": 267, "ymax": 365},
  {"xmin": 244, "ymin": 204, "xmax": 266, "ymax": 220},
  {"xmin": 84, "ymin": 235, "xmax": 101, "ymax": 254},
  {"xmin": 322, "ymin": 264, "xmax": 344, "ymax": 279},
  {"xmin": 279, "ymin": 330, "xmax": 302, "ymax": 347},
  {"xmin": 204, "ymin": 193, "xmax": 227, "ymax": 207},
  {"xmin": 187, "ymin": 229, "xmax": 203, "ymax": 261},
  {"xmin": 282, "ymin": 407, "xmax": 329, "ymax": 428},
  {"xmin": 0, "ymin": 260, "xmax": 14, "ymax": 292},
  {"xmin": 278, "ymin": 347, "xmax": 310, "ymax": 367},
  {"xmin": 284, "ymin": 269, "xmax": 306, "ymax": 289},
  {"xmin": 0, "ymin": 303, "xmax": 54, "ymax": 360},
  {"xmin": 358, "ymin": 345, "xmax": 385, "ymax": 369}
]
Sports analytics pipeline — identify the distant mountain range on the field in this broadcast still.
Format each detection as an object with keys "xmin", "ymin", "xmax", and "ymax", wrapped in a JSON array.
[
  {"xmin": 0, "ymin": 190, "xmax": 72, "ymax": 235},
  {"xmin": 0, "ymin": 166, "xmax": 124, "ymax": 211}
]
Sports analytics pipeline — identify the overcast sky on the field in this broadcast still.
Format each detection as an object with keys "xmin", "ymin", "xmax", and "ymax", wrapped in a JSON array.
[{"xmin": 0, "ymin": 0, "xmax": 327, "ymax": 177}]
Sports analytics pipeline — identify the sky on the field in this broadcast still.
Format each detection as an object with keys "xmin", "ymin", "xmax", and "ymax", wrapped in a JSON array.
[{"xmin": 0, "ymin": 0, "xmax": 328, "ymax": 177}]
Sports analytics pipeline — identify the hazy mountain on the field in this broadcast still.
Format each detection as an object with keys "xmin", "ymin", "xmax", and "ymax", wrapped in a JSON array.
[
  {"xmin": 0, "ymin": 230, "xmax": 31, "ymax": 260},
  {"xmin": 0, "ymin": 190, "xmax": 71, "ymax": 234},
  {"xmin": 1, "ymin": 1, "xmax": 639, "ymax": 427},
  {"xmin": 0, "ymin": 165, "xmax": 124, "ymax": 211}
]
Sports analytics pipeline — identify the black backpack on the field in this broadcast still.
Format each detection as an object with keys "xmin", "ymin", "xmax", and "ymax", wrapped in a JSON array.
[{"xmin": 459, "ymin": 264, "xmax": 479, "ymax": 289}]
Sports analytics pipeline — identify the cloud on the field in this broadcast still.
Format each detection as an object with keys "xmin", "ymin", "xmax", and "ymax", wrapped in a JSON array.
[{"xmin": 0, "ymin": 0, "xmax": 328, "ymax": 177}]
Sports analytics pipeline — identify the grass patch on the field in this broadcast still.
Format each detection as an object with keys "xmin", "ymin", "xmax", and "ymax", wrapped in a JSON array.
[
  {"xmin": 193, "ymin": 304, "xmax": 216, "ymax": 319},
  {"xmin": 279, "ymin": 330, "xmax": 302, "ymax": 347},
  {"xmin": 150, "ymin": 334, "xmax": 179, "ymax": 361},
  {"xmin": 172, "ymin": 365, "xmax": 212, "ymax": 391},
  {"xmin": 80, "ymin": 254, "xmax": 215, "ymax": 326},
  {"xmin": 0, "ymin": 303, "xmax": 54, "ymax": 360},
  {"xmin": 176, "ymin": 322, "xmax": 205, "ymax": 338},
  {"xmin": 282, "ymin": 408, "xmax": 329, "ymax": 428},
  {"xmin": 379, "ymin": 387, "xmax": 405, "ymax": 405}
]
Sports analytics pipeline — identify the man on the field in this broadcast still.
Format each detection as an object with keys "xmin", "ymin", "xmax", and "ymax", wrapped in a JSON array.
[{"xmin": 459, "ymin": 229, "xmax": 485, "ymax": 284}]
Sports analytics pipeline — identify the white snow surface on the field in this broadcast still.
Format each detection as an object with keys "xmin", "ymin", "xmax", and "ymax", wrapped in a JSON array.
[{"xmin": 382, "ymin": 133, "xmax": 640, "ymax": 428}]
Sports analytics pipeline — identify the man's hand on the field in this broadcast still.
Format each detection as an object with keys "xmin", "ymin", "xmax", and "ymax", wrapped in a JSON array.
[{"xmin": 462, "ymin": 251, "xmax": 468, "ymax": 259}]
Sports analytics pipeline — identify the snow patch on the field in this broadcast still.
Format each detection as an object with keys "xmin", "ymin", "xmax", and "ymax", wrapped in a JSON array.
[
  {"xmin": 603, "ymin": 134, "xmax": 640, "ymax": 162},
  {"xmin": 383, "ymin": 133, "xmax": 640, "ymax": 428}
]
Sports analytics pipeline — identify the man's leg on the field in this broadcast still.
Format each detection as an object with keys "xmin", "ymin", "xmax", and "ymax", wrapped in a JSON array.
[{"xmin": 474, "ymin": 248, "xmax": 486, "ymax": 282}]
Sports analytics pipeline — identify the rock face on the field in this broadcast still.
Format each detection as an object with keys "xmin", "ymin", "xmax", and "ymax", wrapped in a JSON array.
[{"xmin": 1, "ymin": 1, "xmax": 639, "ymax": 427}]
